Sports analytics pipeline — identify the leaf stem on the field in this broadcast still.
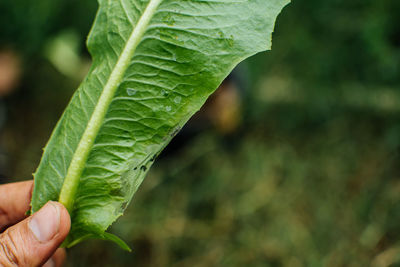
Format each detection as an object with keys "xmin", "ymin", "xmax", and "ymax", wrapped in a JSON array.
[{"xmin": 58, "ymin": 0, "xmax": 163, "ymax": 211}]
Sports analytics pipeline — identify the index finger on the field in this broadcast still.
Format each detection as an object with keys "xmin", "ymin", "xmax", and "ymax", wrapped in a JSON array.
[{"xmin": 0, "ymin": 180, "xmax": 33, "ymax": 231}]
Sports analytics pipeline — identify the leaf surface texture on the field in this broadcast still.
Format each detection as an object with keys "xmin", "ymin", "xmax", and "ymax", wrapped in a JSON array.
[{"xmin": 31, "ymin": 0, "xmax": 289, "ymax": 248}]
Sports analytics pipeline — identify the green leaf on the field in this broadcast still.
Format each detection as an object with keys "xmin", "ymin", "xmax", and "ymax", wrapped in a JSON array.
[{"xmin": 31, "ymin": 0, "xmax": 289, "ymax": 249}]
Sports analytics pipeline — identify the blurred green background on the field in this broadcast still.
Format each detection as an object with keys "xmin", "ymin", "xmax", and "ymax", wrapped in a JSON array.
[{"xmin": 1, "ymin": 0, "xmax": 400, "ymax": 266}]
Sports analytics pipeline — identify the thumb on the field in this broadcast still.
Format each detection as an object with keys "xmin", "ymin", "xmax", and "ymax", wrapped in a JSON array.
[{"xmin": 0, "ymin": 201, "xmax": 70, "ymax": 267}]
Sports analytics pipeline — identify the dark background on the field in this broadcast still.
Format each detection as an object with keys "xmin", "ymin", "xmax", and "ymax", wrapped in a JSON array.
[{"xmin": 1, "ymin": 0, "xmax": 400, "ymax": 266}]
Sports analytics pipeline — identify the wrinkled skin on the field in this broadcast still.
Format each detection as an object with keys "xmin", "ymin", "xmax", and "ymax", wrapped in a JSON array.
[{"xmin": 0, "ymin": 181, "xmax": 70, "ymax": 267}]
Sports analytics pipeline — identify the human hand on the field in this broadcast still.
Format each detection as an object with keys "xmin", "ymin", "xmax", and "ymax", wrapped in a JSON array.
[{"xmin": 0, "ymin": 181, "xmax": 70, "ymax": 267}]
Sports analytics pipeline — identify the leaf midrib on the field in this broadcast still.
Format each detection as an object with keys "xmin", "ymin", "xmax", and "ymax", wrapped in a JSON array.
[{"xmin": 58, "ymin": 0, "xmax": 163, "ymax": 211}]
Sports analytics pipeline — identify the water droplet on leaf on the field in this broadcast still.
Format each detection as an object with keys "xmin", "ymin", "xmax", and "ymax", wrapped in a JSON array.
[
  {"xmin": 127, "ymin": 88, "xmax": 137, "ymax": 96},
  {"xmin": 174, "ymin": 96, "xmax": 182, "ymax": 104}
]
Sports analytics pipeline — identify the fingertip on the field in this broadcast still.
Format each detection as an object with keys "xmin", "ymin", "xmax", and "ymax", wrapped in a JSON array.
[
  {"xmin": 50, "ymin": 202, "xmax": 71, "ymax": 240},
  {"xmin": 0, "ymin": 180, "xmax": 35, "ymax": 230}
]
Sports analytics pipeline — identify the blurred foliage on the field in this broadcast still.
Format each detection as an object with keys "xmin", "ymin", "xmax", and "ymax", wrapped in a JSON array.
[{"xmin": 1, "ymin": 0, "xmax": 400, "ymax": 266}]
